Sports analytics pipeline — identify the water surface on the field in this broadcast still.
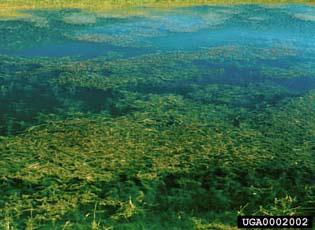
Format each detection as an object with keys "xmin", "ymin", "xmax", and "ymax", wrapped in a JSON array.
[{"xmin": 1, "ymin": 4, "xmax": 315, "ymax": 135}]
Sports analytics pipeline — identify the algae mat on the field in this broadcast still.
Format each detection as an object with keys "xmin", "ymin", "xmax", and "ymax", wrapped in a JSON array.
[{"xmin": 0, "ymin": 3, "xmax": 314, "ymax": 229}]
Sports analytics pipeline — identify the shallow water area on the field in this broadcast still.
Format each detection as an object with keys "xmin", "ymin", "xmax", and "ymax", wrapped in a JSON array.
[
  {"xmin": 1, "ymin": 5, "xmax": 315, "ymax": 57},
  {"xmin": 1, "ymin": 4, "xmax": 315, "ymax": 135},
  {"xmin": 1, "ymin": 2, "xmax": 315, "ymax": 229}
]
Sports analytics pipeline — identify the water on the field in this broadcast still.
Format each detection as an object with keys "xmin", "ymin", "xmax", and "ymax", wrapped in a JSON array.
[
  {"xmin": 0, "ymin": 4, "xmax": 315, "ymax": 135},
  {"xmin": 1, "ymin": 5, "xmax": 315, "ymax": 57},
  {"xmin": 1, "ymin": 4, "xmax": 315, "ymax": 228}
]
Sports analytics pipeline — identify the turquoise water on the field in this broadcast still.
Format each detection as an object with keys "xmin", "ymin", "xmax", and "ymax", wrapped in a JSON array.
[
  {"xmin": 1, "ymin": 5, "xmax": 315, "ymax": 57},
  {"xmin": 1, "ymin": 4, "xmax": 315, "ymax": 135}
]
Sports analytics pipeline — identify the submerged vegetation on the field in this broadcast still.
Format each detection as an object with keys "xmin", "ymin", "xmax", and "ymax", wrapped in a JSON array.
[
  {"xmin": 0, "ymin": 2, "xmax": 315, "ymax": 229},
  {"xmin": 1, "ymin": 50, "xmax": 314, "ymax": 229}
]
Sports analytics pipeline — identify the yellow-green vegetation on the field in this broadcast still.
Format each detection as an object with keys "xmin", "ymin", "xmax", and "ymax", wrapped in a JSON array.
[
  {"xmin": 1, "ymin": 93, "xmax": 315, "ymax": 228},
  {"xmin": 0, "ymin": 48, "xmax": 315, "ymax": 228},
  {"xmin": 1, "ymin": 3, "xmax": 315, "ymax": 228},
  {"xmin": 1, "ymin": 0, "xmax": 315, "ymax": 18},
  {"xmin": 1, "ymin": 92, "xmax": 315, "ymax": 228}
]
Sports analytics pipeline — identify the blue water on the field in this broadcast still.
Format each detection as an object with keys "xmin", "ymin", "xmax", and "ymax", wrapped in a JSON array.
[
  {"xmin": 1, "ymin": 5, "xmax": 315, "ymax": 58},
  {"xmin": 1, "ymin": 4, "xmax": 315, "ymax": 136},
  {"xmin": 8, "ymin": 41, "xmax": 149, "ymax": 59}
]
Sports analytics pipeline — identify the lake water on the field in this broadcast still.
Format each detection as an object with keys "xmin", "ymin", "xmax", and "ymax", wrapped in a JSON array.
[
  {"xmin": 1, "ymin": 4, "xmax": 315, "ymax": 228},
  {"xmin": 0, "ymin": 4, "xmax": 315, "ymax": 135},
  {"xmin": 1, "ymin": 5, "xmax": 315, "ymax": 57}
]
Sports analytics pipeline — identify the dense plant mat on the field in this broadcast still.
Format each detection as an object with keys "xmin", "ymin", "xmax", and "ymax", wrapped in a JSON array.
[
  {"xmin": 1, "ymin": 93, "xmax": 315, "ymax": 228},
  {"xmin": 0, "ymin": 51, "xmax": 315, "ymax": 228},
  {"xmin": 1, "ymin": 3, "xmax": 315, "ymax": 229}
]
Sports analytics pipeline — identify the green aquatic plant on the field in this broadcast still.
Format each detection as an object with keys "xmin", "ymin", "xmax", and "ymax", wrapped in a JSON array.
[
  {"xmin": 0, "ymin": 91, "xmax": 314, "ymax": 228},
  {"xmin": 0, "ymin": 42, "xmax": 313, "ymax": 136},
  {"xmin": 65, "ymin": 33, "xmax": 148, "ymax": 48},
  {"xmin": 260, "ymin": 64, "xmax": 315, "ymax": 79},
  {"xmin": 0, "ymin": 5, "xmax": 315, "ymax": 226}
]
